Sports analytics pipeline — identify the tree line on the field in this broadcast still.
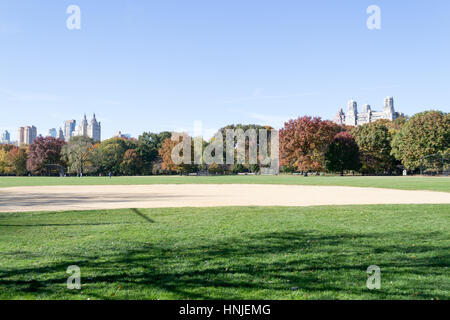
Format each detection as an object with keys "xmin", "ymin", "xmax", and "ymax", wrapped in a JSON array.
[{"xmin": 0, "ymin": 110, "xmax": 448, "ymax": 176}]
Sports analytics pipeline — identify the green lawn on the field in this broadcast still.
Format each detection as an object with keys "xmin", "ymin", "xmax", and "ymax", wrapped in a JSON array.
[
  {"xmin": 0, "ymin": 175, "xmax": 449, "ymax": 192},
  {"xmin": 0, "ymin": 204, "xmax": 448, "ymax": 300}
]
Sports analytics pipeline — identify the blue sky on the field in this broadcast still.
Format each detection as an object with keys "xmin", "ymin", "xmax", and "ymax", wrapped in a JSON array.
[{"xmin": 0, "ymin": 0, "xmax": 449, "ymax": 140}]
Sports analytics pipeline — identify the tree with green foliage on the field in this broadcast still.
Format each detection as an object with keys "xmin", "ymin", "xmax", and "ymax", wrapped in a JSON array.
[
  {"xmin": 0, "ymin": 145, "xmax": 16, "ymax": 175},
  {"xmin": 214, "ymin": 124, "xmax": 273, "ymax": 173},
  {"xmin": 137, "ymin": 131, "xmax": 171, "ymax": 174},
  {"xmin": 351, "ymin": 121, "xmax": 396, "ymax": 174},
  {"xmin": 0, "ymin": 149, "xmax": 8, "ymax": 175},
  {"xmin": 94, "ymin": 137, "xmax": 138, "ymax": 175},
  {"xmin": 61, "ymin": 136, "xmax": 95, "ymax": 176},
  {"xmin": 325, "ymin": 132, "xmax": 361, "ymax": 175},
  {"xmin": 391, "ymin": 111, "xmax": 449, "ymax": 171}
]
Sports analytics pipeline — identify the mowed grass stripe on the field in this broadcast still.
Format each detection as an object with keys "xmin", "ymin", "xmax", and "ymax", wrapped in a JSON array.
[
  {"xmin": 0, "ymin": 204, "xmax": 448, "ymax": 299},
  {"xmin": 0, "ymin": 175, "xmax": 449, "ymax": 192}
]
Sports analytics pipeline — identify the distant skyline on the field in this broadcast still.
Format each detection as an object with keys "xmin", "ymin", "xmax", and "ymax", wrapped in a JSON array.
[{"xmin": 1, "ymin": 1, "xmax": 449, "ymax": 141}]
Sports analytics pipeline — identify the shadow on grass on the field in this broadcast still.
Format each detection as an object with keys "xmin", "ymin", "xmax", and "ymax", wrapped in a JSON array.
[
  {"xmin": 0, "ymin": 230, "xmax": 448, "ymax": 300},
  {"xmin": 131, "ymin": 208, "xmax": 154, "ymax": 223}
]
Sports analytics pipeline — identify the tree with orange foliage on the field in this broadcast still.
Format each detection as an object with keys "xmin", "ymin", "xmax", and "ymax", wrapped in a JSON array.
[
  {"xmin": 279, "ymin": 116, "xmax": 341, "ymax": 172},
  {"xmin": 7, "ymin": 146, "xmax": 28, "ymax": 176},
  {"xmin": 159, "ymin": 134, "xmax": 199, "ymax": 174},
  {"xmin": 159, "ymin": 137, "xmax": 181, "ymax": 173}
]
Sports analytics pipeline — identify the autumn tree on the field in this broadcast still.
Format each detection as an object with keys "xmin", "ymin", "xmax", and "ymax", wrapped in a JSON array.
[
  {"xmin": 325, "ymin": 132, "xmax": 361, "ymax": 175},
  {"xmin": 7, "ymin": 147, "xmax": 28, "ymax": 176},
  {"xmin": 61, "ymin": 136, "xmax": 95, "ymax": 175},
  {"xmin": 26, "ymin": 137, "xmax": 66, "ymax": 175},
  {"xmin": 391, "ymin": 111, "xmax": 449, "ymax": 170},
  {"xmin": 158, "ymin": 134, "xmax": 199, "ymax": 174},
  {"xmin": 159, "ymin": 137, "xmax": 181, "ymax": 173},
  {"xmin": 0, "ymin": 148, "xmax": 8, "ymax": 175},
  {"xmin": 120, "ymin": 149, "xmax": 144, "ymax": 175},
  {"xmin": 350, "ymin": 121, "xmax": 396, "ymax": 174},
  {"xmin": 279, "ymin": 116, "xmax": 341, "ymax": 172}
]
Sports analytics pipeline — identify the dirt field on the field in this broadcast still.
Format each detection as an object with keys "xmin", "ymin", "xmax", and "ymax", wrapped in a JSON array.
[{"xmin": 1, "ymin": 184, "xmax": 449, "ymax": 212}]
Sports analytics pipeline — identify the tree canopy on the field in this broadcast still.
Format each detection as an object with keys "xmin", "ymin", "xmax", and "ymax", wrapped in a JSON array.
[
  {"xmin": 26, "ymin": 137, "xmax": 66, "ymax": 175},
  {"xmin": 279, "ymin": 116, "xmax": 341, "ymax": 172},
  {"xmin": 325, "ymin": 131, "xmax": 361, "ymax": 175},
  {"xmin": 391, "ymin": 111, "xmax": 449, "ymax": 170}
]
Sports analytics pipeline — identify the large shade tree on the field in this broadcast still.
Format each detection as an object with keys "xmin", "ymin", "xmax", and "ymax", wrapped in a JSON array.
[
  {"xmin": 120, "ymin": 149, "xmax": 144, "ymax": 175},
  {"xmin": 137, "ymin": 131, "xmax": 171, "ymax": 174},
  {"xmin": 214, "ymin": 124, "xmax": 273, "ymax": 173},
  {"xmin": 7, "ymin": 147, "xmax": 28, "ymax": 176},
  {"xmin": 279, "ymin": 116, "xmax": 341, "ymax": 172},
  {"xmin": 61, "ymin": 136, "xmax": 95, "ymax": 176},
  {"xmin": 158, "ymin": 134, "xmax": 199, "ymax": 173},
  {"xmin": 391, "ymin": 111, "xmax": 449, "ymax": 170},
  {"xmin": 26, "ymin": 137, "xmax": 66, "ymax": 175},
  {"xmin": 351, "ymin": 121, "xmax": 396, "ymax": 174},
  {"xmin": 94, "ymin": 137, "xmax": 138, "ymax": 175},
  {"xmin": 325, "ymin": 131, "xmax": 361, "ymax": 175}
]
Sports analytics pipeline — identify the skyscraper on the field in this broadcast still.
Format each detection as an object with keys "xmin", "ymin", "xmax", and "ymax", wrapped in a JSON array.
[
  {"xmin": 73, "ymin": 113, "xmax": 101, "ymax": 142},
  {"xmin": 0, "ymin": 130, "xmax": 10, "ymax": 144},
  {"xmin": 89, "ymin": 113, "xmax": 101, "ymax": 142},
  {"xmin": 18, "ymin": 127, "xmax": 24, "ymax": 146},
  {"xmin": 58, "ymin": 127, "xmax": 64, "ymax": 140},
  {"xmin": 64, "ymin": 120, "xmax": 76, "ymax": 141},
  {"xmin": 48, "ymin": 128, "xmax": 57, "ymax": 138},
  {"xmin": 74, "ymin": 114, "xmax": 88, "ymax": 137},
  {"xmin": 19, "ymin": 126, "xmax": 37, "ymax": 146}
]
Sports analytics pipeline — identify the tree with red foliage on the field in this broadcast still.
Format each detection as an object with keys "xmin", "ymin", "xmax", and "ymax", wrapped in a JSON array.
[
  {"xmin": 26, "ymin": 137, "xmax": 66, "ymax": 175},
  {"xmin": 325, "ymin": 131, "xmax": 361, "ymax": 175},
  {"xmin": 279, "ymin": 116, "xmax": 341, "ymax": 172}
]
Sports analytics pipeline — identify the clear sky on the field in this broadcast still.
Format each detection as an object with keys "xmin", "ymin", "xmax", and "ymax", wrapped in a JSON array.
[{"xmin": 1, "ymin": 0, "xmax": 449, "ymax": 140}]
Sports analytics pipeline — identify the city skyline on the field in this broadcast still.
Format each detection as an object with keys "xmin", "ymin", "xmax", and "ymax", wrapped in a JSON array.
[
  {"xmin": 1, "ymin": 1, "xmax": 449, "ymax": 141},
  {"xmin": 0, "ymin": 94, "xmax": 434, "ymax": 145}
]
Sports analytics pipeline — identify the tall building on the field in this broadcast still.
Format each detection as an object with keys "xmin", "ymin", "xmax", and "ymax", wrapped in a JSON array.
[
  {"xmin": 48, "ymin": 128, "xmax": 57, "ymax": 138},
  {"xmin": 18, "ymin": 127, "xmax": 24, "ymax": 146},
  {"xmin": 18, "ymin": 126, "xmax": 37, "ymax": 146},
  {"xmin": 333, "ymin": 97, "xmax": 404, "ymax": 126},
  {"xmin": 73, "ymin": 114, "xmax": 101, "ymax": 142},
  {"xmin": 57, "ymin": 127, "xmax": 64, "ymax": 140},
  {"xmin": 0, "ymin": 130, "xmax": 10, "ymax": 144},
  {"xmin": 89, "ymin": 113, "xmax": 101, "ymax": 142},
  {"xmin": 64, "ymin": 120, "xmax": 76, "ymax": 141}
]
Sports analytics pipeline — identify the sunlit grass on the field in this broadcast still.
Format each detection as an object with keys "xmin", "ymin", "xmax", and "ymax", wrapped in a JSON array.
[
  {"xmin": 0, "ymin": 175, "xmax": 448, "ymax": 192},
  {"xmin": 0, "ymin": 204, "xmax": 448, "ymax": 299}
]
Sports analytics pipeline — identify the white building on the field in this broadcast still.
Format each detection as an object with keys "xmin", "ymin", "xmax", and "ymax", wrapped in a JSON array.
[
  {"xmin": 73, "ymin": 114, "xmax": 101, "ymax": 142},
  {"xmin": 18, "ymin": 126, "xmax": 37, "ymax": 146},
  {"xmin": 333, "ymin": 97, "xmax": 404, "ymax": 126}
]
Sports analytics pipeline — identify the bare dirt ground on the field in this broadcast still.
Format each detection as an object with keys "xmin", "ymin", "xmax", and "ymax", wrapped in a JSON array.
[{"xmin": 1, "ymin": 184, "xmax": 449, "ymax": 212}]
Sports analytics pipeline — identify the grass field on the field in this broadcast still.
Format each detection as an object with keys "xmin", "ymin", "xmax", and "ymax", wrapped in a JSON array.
[
  {"xmin": 0, "ymin": 175, "xmax": 449, "ymax": 192},
  {"xmin": 0, "ymin": 204, "xmax": 448, "ymax": 300}
]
